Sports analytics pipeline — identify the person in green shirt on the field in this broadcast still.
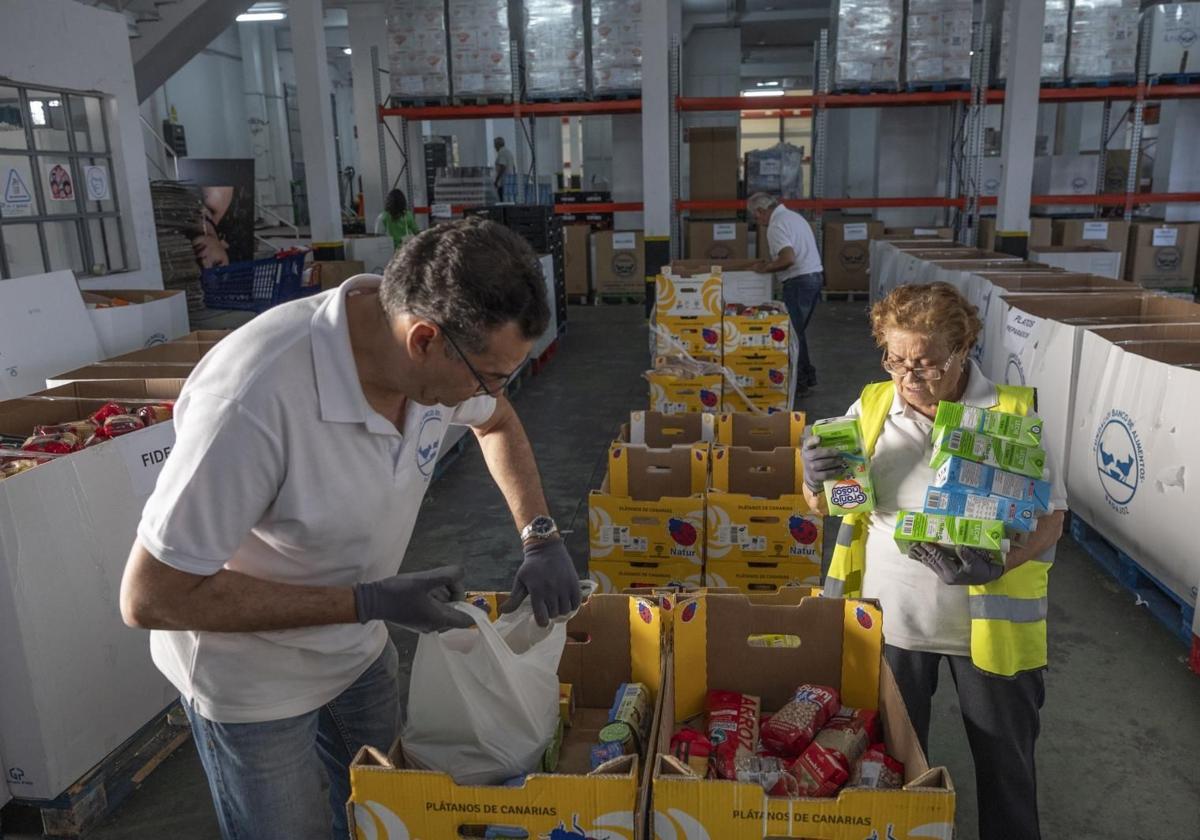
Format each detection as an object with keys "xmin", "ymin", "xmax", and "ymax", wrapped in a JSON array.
[{"xmin": 374, "ymin": 189, "xmax": 420, "ymax": 249}]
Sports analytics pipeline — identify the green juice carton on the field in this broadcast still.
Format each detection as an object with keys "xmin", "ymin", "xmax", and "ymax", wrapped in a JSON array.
[
  {"xmin": 894, "ymin": 511, "xmax": 1010, "ymax": 559},
  {"xmin": 930, "ymin": 425, "xmax": 1046, "ymax": 480},
  {"xmin": 811, "ymin": 416, "xmax": 876, "ymax": 516},
  {"xmin": 934, "ymin": 400, "xmax": 1043, "ymax": 447}
]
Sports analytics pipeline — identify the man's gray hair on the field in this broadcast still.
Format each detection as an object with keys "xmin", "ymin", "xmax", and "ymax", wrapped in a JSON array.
[{"xmin": 747, "ymin": 192, "xmax": 779, "ymax": 215}]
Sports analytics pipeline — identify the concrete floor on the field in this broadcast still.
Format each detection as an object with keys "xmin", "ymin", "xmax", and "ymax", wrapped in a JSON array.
[{"xmin": 5, "ymin": 302, "xmax": 1199, "ymax": 839}]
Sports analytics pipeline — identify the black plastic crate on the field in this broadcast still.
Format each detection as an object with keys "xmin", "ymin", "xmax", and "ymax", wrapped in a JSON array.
[
  {"xmin": 554, "ymin": 190, "xmax": 612, "ymax": 205},
  {"xmin": 464, "ymin": 206, "xmax": 504, "ymax": 222}
]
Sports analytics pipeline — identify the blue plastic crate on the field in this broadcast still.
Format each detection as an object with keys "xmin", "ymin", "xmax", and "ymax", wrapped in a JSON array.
[{"xmin": 200, "ymin": 251, "xmax": 317, "ymax": 313}]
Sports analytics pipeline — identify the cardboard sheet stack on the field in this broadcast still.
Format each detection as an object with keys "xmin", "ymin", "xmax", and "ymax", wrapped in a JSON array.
[
  {"xmin": 588, "ymin": 411, "xmax": 821, "ymax": 594},
  {"xmin": 522, "ymin": 0, "xmax": 586, "ymax": 98},
  {"xmin": 387, "ymin": 0, "xmax": 450, "ymax": 100},
  {"xmin": 447, "ymin": 0, "xmax": 512, "ymax": 98}
]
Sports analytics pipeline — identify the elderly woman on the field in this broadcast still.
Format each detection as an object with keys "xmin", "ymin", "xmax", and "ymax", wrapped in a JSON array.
[{"xmin": 801, "ymin": 282, "xmax": 1065, "ymax": 840}]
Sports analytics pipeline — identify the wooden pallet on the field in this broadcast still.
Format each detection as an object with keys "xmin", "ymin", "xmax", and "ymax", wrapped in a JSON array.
[
  {"xmin": 595, "ymin": 293, "xmax": 645, "ymax": 306},
  {"xmin": 7, "ymin": 704, "xmax": 190, "ymax": 839},
  {"xmin": 821, "ymin": 290, "xmax": 869, "ymax": 302},
  {"xmin": 1069, "ymin": 515, "xmax": 1196, "ymax": 647},
  {"xmin": 905, "ymin": 81, "xmax": 970, "ymax": 93}
]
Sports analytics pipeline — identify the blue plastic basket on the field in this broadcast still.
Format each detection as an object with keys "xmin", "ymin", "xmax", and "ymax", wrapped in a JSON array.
[{"xmin": 200, "ymin": 250, "xmax": 317, "ymax": 312}]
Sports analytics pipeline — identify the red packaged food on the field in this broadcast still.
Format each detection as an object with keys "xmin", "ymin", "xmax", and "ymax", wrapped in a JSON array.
[
  {"xmin": 670, "ymin": 728, "xmax": 712, "ymax": 776},
  {"xmin": 89, "ymin": 402, "xmax": 127, "ymax": 424},
  {"xmin": 21, "ymin": 432, "xmax": 81, "ymax": 454},
  {"xmin": 85, "ymin": 414, "xmax": 146, "ymax": 446},
  {"xmin": 760, "ymin": 684, "xmax": 841, "ymax": 757},
  {"xmin": 135, "ymin": 402, "xmax": 175, "ymax": 426},
  {"xmin": 850, "ymin": 743, "xmax": 905, "ymax": 789},
  {"xmin": 706, "ymin": 691, "xmax": 760, "ymax": 780},
  {"xmin": 789, "ymin": 743, "xmax": 850, "ymax": 797},
  {"xmin": 734, "ymin": 753, "xmax": 797, "ymax": 797},
  {"xmin": 33, "ymin": 420, "xmax": 97, "ymax": 439}
]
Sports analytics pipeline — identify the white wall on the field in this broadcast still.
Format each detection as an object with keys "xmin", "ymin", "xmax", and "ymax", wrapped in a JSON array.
[{"xmin": 1, "ymin": 0, "xmax": 161, "ymax": 289}]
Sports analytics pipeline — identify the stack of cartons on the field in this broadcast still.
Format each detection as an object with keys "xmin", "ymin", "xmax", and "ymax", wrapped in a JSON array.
[
  {"xmin": 593, "ymin": 231, "xmax": 646, "ymax": 297},
  {"xmin": 591, "ymin": 0, "xmax": 642, "ymax": 94},
  {"xmin": 653, "ymin": 269, "xmax": 725, "ymax": 412},
  {"xmin": 705, "ymin": 413, "xmax": 822, "ymax": 591},
  {"xmin": 1124, "ymin": 221, "xmax": 1200, "ymax": 292},
  {"xmin": 387, "ymin": 0, "xmax": 450, "ymax": 101},
  {"xmin": 996, "ymin": 0, "xmax": 1069, "ymax": 82},
  {"xmin": 905, "ymin": 0, "xmax": 973, "ymax": 85},
  {"xmin": 688, "ymin": 127, "xmax": 739, "ymax": 219},
  {"xmin": 687, "ymin": 221, "xmax": 748, "ymax": 260},
  {"xmin": 1029, "ymin": 246, "xmax": 1123, "ymax": 280},
  {"xmin": 833, "ymin": 0, "xmax": 903, "ymax": 89},
  {"xmin": 1069, "ymin": 0, "xmax": 1140, "ymax": 82},
  {"xmin": 446, "ymin": 0, "xmax": 512, "ymax": 99},
  {"xmin": 588, "ymin": 443, "xmax": 709, "ymax": 593},
  {"xmin": 1052, "ymin": 219, "xmax": 1131, "ymax": 276},
  {"xmin": 522, "ymin": 0, "xmax": 586, "ymax": 99},
  {"xmin": 824, "ymin": 220, "xmax": 885, "ymax": 292}
]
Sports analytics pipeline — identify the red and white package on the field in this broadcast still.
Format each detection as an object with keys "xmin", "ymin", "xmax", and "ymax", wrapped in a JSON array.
[
  {"xmin": 788, "ymin": 743, "xmax": 850, "ymax": 797},
  {"xmin": 760, "ymin": 684, "xmax": 840, "ymax": 757},
  {"xmin": 735, "ymin": 753, "xmax": 797, "ymax": 797},
  {"xmin": 850, "ymin": 743, "xmax": 905, "ymax": 789},
  {"xmin": 706, "ymin": 690, "xmax": 760, "ymax": 780}
]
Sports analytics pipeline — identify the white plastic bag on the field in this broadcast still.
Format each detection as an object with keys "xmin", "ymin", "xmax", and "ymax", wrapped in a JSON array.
[{"xmin": 401, "ymin": 600, "xmax": 565, "ymax": 785}]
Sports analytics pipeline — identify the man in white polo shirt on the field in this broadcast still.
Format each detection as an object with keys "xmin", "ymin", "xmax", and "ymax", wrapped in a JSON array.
[
  {"xmin": 120, "ymin": 219, "xmax": 580, "ymax": 840},
  {"xmin": 749, "ymin": 192, "xmax": 824, "ymax": 400}
]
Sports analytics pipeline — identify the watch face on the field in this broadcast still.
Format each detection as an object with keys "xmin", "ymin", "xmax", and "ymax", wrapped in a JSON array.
[{"xmin": 529, "ymin": 515, "xmax": 556, "ymax": 537}]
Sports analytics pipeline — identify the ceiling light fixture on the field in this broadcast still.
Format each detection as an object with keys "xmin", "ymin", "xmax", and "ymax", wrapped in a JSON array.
[
  {"xmin": 741, "ymin": 89, "xmax": 785, "ymax": 98},
  {"xmin": 755, "ymin": 80, "xmax": 781, "ymax": 87},
  {"xmin": 236, "ymin": 11, "xmax": 286, "ymax": 22},
  {"xmin": 343, "ymin": 47, "xmax": 353, "ymax": 55}
]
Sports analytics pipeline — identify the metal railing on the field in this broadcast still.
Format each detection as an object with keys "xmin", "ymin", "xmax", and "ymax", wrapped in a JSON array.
[{"xmin": 139, "ymin": 114, "xmax": 180, "ymax": 180}]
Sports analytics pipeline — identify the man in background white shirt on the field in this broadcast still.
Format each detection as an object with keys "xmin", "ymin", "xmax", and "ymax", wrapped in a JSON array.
[
  {"xmin": 494, "ymin": 136, "xmax": 516, "ymax": 200},
  {"xmin": 749, "ymin": 192, "xmax": 824, "ymax": 400},
  {"xmin": 120, "ymin": 219, "xmax": 580, "ymax": 840}
]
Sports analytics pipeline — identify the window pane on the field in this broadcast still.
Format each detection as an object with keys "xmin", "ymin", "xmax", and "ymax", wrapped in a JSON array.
[
  {"xmin": 81, "ymin": 157, "xmax": 115, "ymax": 212},
  {"xmin": 28, "ymin": 91, "xmax": 70, "ymax": 152},
  {"xmin": 0, "ymin": 86, "xmax": 28, "ymax": 151},
  {"xmin": 44, "ymin": 220, "xmax": 85, "ymax": 274},
  {"xmin": 0, "ymin": 155, "xmax": 39, "ymax": 218},
  {"xmin": 1, "ymin": 223, "xmax": 45, "ymax": 277},
  {"xmin": 87, "ymin": 217, "xmax": 126, "ymax": 273},
  {"xmin": 40, "ymin": 156, "xmax": 79, "ymax": 214},
  {"xmin": 69, "ymin": 95, "xmax": 107, "ymax": 153}
]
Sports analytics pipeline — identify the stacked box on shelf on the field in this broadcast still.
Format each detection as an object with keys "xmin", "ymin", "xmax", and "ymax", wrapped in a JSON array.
[
  {"xmin": 1069, "ymin": 0, "xmax": 1140, "ymax": 82},
  {"xmin": 744, "ymin": 143, "xmax": 805, "ymax": 199},
  {"xmin": 387, "ymin": 0, "xmax": 450, "ymax": 101},
  {"xmin": 996, "ymin": 0, "xmax": 1069, "ymax": 83},
  {"xmin": 1148, "ymin": 4, "xmax": 1200, "ymax": 78},
  {"xmin": 523, "ymin": 0, "xmax": 587, "ymax": 98},
  {"xmin": 591, "ymin": 0, "xmax": 642, "ymax": 95},
  {"xmin": 905, "ymin": 0, "xmax": 973, "ymax": 85},
  {"xmin": 833, "ymin": 0, "xmax": 903, "ymax": 90},
  {"xmin": 721, "ymin": 308, "xmax": 791, "ymax": 413},
  {"xmin": 447, "ymin": 0, "xmax": 512, "ymax": 99},
  {"xmin": 588, "ymin": 443, "xmax": 708, "ymax": 593}
]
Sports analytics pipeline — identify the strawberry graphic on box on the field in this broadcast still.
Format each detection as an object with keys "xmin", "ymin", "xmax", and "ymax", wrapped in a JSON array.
[
  {"xmin": 700, "ymin": 389, "xmax": 719, "ymax": 408},
  {"xmin": 769, "ymin": 368, "xmax": 786, "ymax": 385},
  {"xmin": 702, "ymin": 328, "xmax": 720, "ymax": 346},
  {"xmin": 789, "ymin": 515, "xmax": 818, "ymax": 545},
  {"xmin": 668, "ymin": 518, "xmax": 698, "ymax": 546},
  {"xmin": 770, "ymin": 326, "xmax": 787, "ymax": 343}
]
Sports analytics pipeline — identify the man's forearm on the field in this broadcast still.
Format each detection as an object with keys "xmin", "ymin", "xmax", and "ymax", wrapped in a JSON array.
[
  {"xmin": 122, "ymin": 542, "xmax": 358, "ymax": 632},
  {"xmin": 1004, "ymin": 510, "xmax": 1065, "ymax": 572},
  {"xmin": 475, "ymin": 402, "xmax": 549, "ymax": 533}
]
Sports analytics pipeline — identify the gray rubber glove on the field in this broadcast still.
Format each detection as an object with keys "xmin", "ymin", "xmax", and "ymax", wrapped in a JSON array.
[
  {"xmin": 800, "ymin": 434, "xmax": 848, "ymax": 494},
  {"xmin": 908, "ymin": 544, "xmax": 1004, "ymax": 586},
  {"xmin": 353, "ymin": 565, "xmax": 476, "ymax": 632},
  {"xmin": 501, "ymin": 537, "xmax": 582, "ymax": 627}
]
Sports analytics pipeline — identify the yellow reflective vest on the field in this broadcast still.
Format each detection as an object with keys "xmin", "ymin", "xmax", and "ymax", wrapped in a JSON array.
[{"xmin": 823, "ymin": 380, "xmax": 1049, "ymax": 676}]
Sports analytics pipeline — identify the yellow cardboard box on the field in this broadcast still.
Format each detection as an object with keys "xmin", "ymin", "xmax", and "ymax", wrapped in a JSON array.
[
  {"xmin": 653, "ymin": 594, "xmax": 956, "ymax": 839},
  {"xmin": 721, "ymin": 387, "xmax": 790, "ymax": 414},
  {"xmin": 625, "ymin": 411, "xmax": 717, "ymax": 446},
  {"xmin": 722, "ymin": 314, "xmax": 790, "ymax": 358},
  {"xmin": 655, "ymin": 315, "xmax": 723, "ymax": 361},
  {"xmin": 706, "ymin": 446, "xmax": 822, "ymax": 579},
  {"xmin": 703, "ymin": 560, "xmax": 822, "ymax": 590},
  {"xmin": 655, "ymin": 270, "xmax": 723, "ymax": 318},
  {"xmin": 724, "ymin": 353, "xmax": 791, "ymax": 391},
  {"xmin": 717, "ymin": 411, "xmax": 806, "ymax": 449},
  {"xmin": 348, "ymin": 594, "xmax": 665, "ymax": 840},
  {"xmin": 589, "ymin": 559, "xmax": 704, "ymax": 593},
  {"xmin": 589, "ymin": 444, "xmax": 709, "ymax": 567},
  {"xmin": 646, "ymin": 372, "xmax": 722, "ymax": 414}
]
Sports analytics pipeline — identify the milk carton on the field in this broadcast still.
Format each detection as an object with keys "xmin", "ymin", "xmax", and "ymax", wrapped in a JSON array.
[
  {"xmin": 933, "ymin": 400, "xmax": 1043, "ymax": 447},
  {"xmin": 894, "ymin": 511, "xmax": 1010, "ymax": 558},
  {"xmin": 931, "ymin": 426, "xmax": 1047, "ymax": 479},
  {"xmin": 811, "ymin": 416, "xmax": 876, "ymax": 516},
  {"xmin": 923, "ymin": 487, "xmax": 1037, "ymax": 532},
  {"xmin": 932, "ymin": 455, "xmax": 1052, "ymax": 514}
]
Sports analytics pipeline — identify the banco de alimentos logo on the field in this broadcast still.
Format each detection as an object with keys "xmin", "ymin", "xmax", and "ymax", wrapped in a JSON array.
[{"xmin": 1093, "ymin": 409, "xmax": 1144, "ymax": 512}]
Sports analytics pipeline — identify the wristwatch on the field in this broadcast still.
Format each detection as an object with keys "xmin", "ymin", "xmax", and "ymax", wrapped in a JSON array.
[{"xmin": 520, "ymin": 515, "xmax": 560, "ymax": 542}]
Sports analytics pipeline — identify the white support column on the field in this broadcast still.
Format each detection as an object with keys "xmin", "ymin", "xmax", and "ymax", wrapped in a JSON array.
[
  {"xmin": 640, "ymin": 0, "xmax": 675, "ymax": 239},
  {"xmin": 349, "ymin": 1, "xmax": 388, "ymax": 223},
  {"xmin": 996, "ymin": 0, "xmax": 1046, "ymax": 233},
  {"xmin": 260, "ymin": 23, "xmax": 295, "ymax": 223},
  {"xmin": 291, "ymin": 0, "xmax": 343, "ymax": 242},
  {"xmin": 239, "ymin": 22, "xmax": 274, "ymax": 213},
  {"xmin": 1155, "ymin": 100, "xmax": 1200, "ymax": 222}
]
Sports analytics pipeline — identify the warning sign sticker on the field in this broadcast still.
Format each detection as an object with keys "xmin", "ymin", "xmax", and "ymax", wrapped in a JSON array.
[{"xmin": 2, "ymin": 167, "xmax": 35, "ymax": 217}]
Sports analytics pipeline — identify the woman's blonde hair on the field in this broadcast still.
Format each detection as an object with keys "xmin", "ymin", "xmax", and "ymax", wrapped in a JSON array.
[{"xmin": 870, "ymin": 282, "xmax": 983, "ymax": 354}]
